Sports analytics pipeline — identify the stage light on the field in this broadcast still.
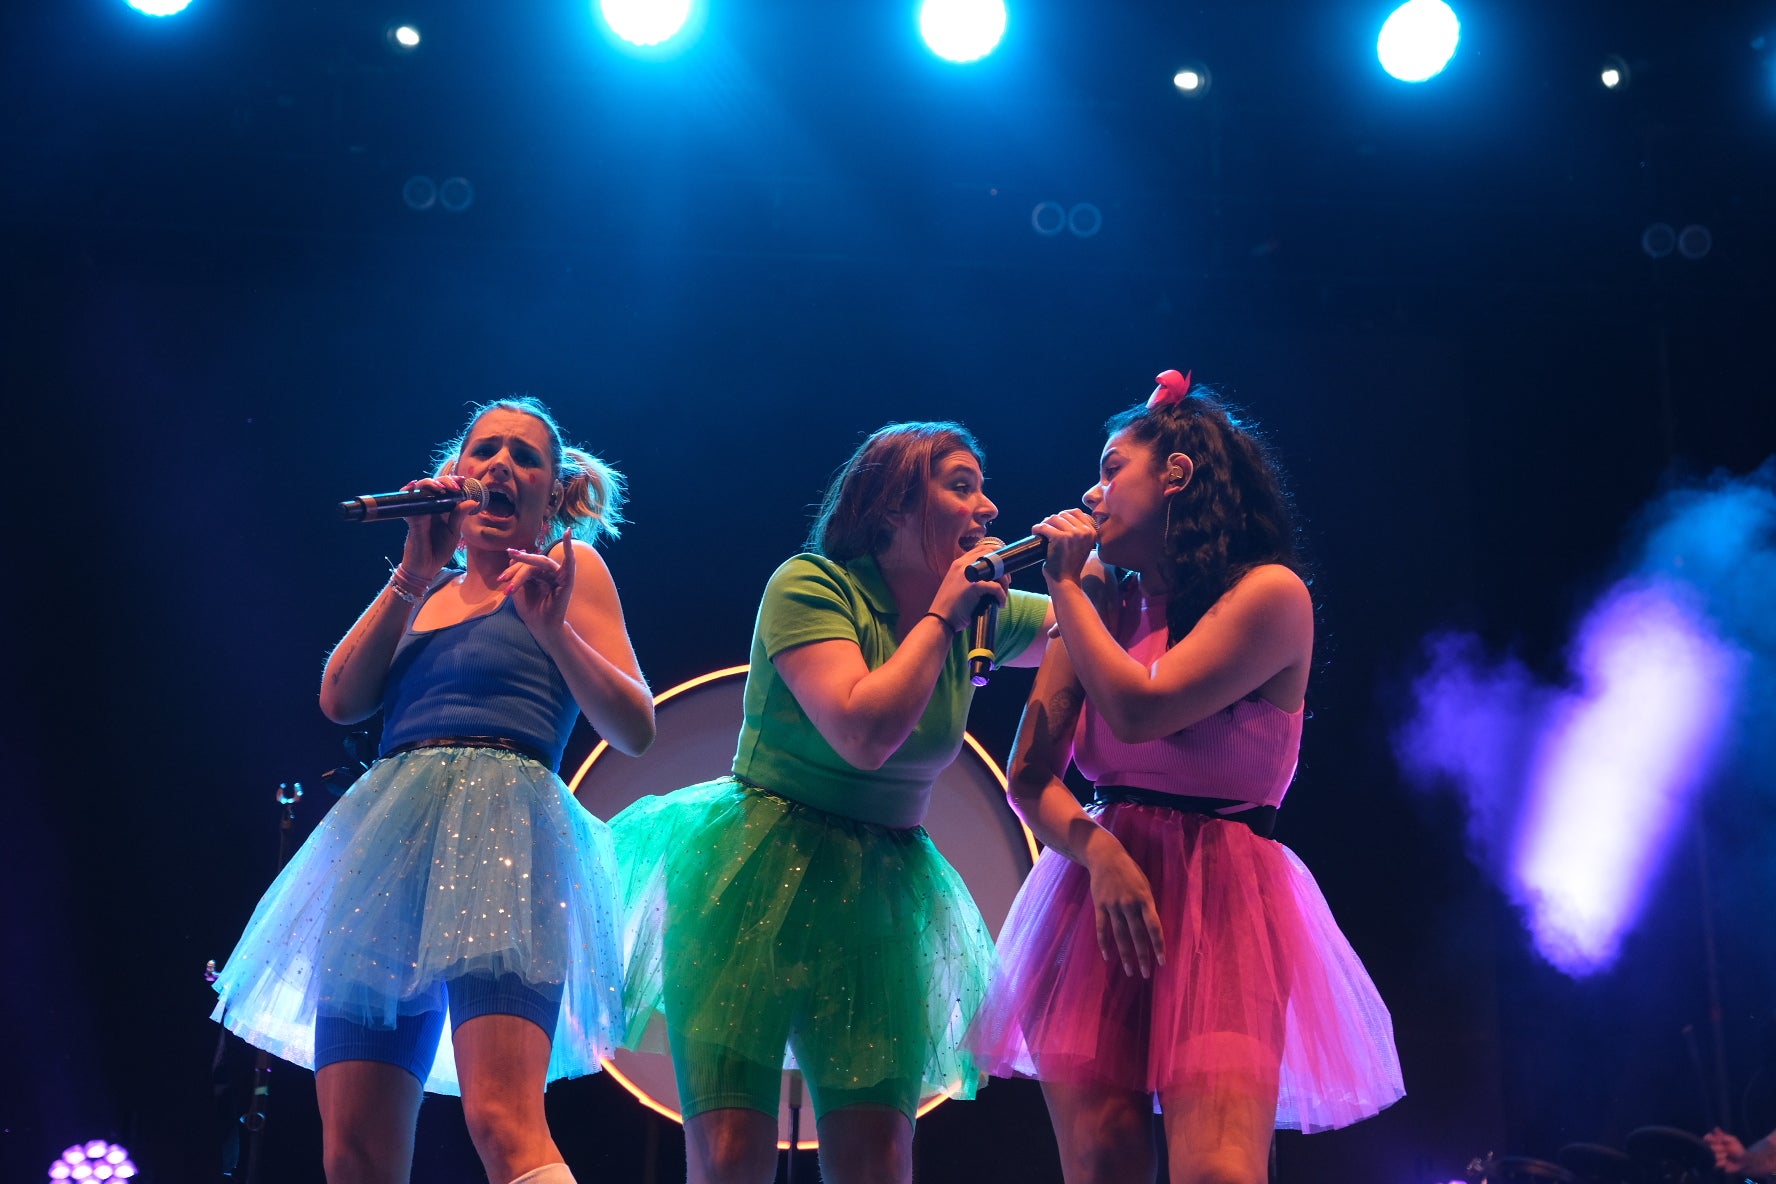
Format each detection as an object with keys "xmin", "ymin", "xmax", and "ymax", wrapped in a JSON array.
[
  {"xmin": 1030, "ymin": 201, "xmax": 1065, "ymax": 236},
  {"xmin": 402, "ymin": 175, "xmax": 437, "ymax": 211},
  {"xmin": 598, "ymin": 0, "xmax": 693, "ymax": 48},
  {"xmin": 1641, "ymin": 223, "xmax": 1676, "ymax": 259},
  {"xmin": 47, "ymin": 1142, "xmax": 138, "ymax": 1183},
  {"xmin": 1067, "ymin": 203, "xmax": 1101, "ymax": 238},
  {"xmin": 919, "ymin": 0, "xmax": 1007, "ymax": 64},
  {"xmin": 125, "ymin": 0, "xmax": 194, "ymax": 15},
  {"xmin": 386, "ymin": 24, "xmax": 421, "ymax": 52},
  {"xmin": 1377, "ymin": 0, "xmax": 1460, "ymax": 83},
  {"xmin": 1600, "ymin": 54, "xmax": 1629, "ymax": 89},
  {"xmin": 438, "ymin": 177, "xmax": 475, "ymax": 213},
  {"xmin": 1172, "ymin": 63, "xmax": 1212, "ymax": 97},
  {"xmin": 1677, "ymin": 224, "xmax": 1712, "ymax": 260}
]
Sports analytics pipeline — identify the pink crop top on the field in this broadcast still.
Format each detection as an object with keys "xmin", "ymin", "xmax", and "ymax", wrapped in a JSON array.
[{"xmin": 1072, "ymin": 584, "xmax": 1304, "ymax": 809}]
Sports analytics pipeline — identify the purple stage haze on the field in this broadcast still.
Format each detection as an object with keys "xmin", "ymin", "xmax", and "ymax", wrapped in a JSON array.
[{"xmin": 1396, "ymin": 464, "xmax": 1773, "ymax": 976}]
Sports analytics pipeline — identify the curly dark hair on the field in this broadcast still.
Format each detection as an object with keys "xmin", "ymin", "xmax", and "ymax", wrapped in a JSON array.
[{"xmin": 1105, "ymin": 382, "xmax": 1305, "ymax": 643}]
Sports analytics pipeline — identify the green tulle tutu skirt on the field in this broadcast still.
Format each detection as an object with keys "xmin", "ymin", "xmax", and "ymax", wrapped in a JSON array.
[{"xmin": 611, "ymin": 777, "xmax": 997, "ymax": 1107}]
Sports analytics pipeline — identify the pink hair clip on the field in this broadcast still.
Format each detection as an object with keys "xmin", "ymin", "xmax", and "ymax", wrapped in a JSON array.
[{"xmin": 1146, "ymin": 369, "xmax": 1193, "ymax": 409}]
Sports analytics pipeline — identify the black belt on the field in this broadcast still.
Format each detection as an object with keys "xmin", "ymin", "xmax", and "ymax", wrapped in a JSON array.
[
  {"xmin": 383, "ymin": 735, "xmax": 552, "ymax": 768},
  {"xmin": 1091, "ymin": 785, "xmax": 1278, "ymax": 838}
]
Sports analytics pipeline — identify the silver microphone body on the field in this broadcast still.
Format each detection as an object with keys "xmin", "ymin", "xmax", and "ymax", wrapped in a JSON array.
[
  {"xmin": 965, "ymin": 535, "xmax": 1047, "ymax": 582},
  {"xmin": 338, "ymin": 478, "xmax": 488, "ymax": 522}
]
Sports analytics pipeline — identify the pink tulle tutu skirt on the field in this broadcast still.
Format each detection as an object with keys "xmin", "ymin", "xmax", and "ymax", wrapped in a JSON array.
[{"xmin": 968, "ymin": 802, "xmax": 1403, "ymax": 1133}]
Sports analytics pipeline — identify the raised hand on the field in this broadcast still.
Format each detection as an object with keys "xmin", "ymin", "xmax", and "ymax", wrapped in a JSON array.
[
  {"xmin": 399, "ymin": 475, "xmax": 478, "ymax": 578},
  {"xmin": 499, "ymin": 529, "xmax": 576, "ymax": 639},
  {"xmin": 929, "ymin": 538, "xmax": 1010, "ymax": 631},
  {"xmin": 1032, "ymin": 509, "xmax": 1100, "ymax": 588}
]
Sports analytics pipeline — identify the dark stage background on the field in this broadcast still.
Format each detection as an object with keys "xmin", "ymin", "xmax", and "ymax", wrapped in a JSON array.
[{"xmin": 4, "ymin": 1, "xmax": 1774, "ymax": 1181}]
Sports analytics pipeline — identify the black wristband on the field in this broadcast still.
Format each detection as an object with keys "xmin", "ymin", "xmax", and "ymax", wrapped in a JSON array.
[{"xmin": 921, "ymin": 610, "xmax": 958, "ymax": 633}]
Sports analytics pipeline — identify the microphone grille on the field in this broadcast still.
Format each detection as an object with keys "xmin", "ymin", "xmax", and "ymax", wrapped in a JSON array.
[{"xmin": 460, "ymin": 477, "xmax": 489, "ymax": 509}]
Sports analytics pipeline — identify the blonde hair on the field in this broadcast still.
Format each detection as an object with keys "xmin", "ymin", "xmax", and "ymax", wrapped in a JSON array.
[{"xmin": 433, "ymin": 396, "xmax": 627, "ymax": 559}]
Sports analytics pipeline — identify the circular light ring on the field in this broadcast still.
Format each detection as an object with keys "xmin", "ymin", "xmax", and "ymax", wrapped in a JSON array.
[
  {"xmin": 1030, "ymin": 201, "xmax": 1067, "ymax": 237},
  {"xmin": 1067, "ymin": 203, "xmax": 1103, "ymax": 238},
  {"xmin": 402, "ymin": 175, "xmax": 437, "ymax": 211},
  {"xmin": 569, "ymin": 666, "xmax": 1038, "ymax": 1146},
  {"xmin": 438, "ymin": 176, "xmax": 475, "ymax": 213},
  {"xmin": 1377, "ymin": 0, "xmax": 1461, "ymax": 83},
  {"xmin": 918, "ymin": 0, "xmax": 1008, "ymax": 64},
  {"xmin": 1676, "ymin": 224, "xmax": 1712, "ymax": 260},
  {"xmin": 1640, "ymin": 223, "xmax": 1677, "ymax": 259}
]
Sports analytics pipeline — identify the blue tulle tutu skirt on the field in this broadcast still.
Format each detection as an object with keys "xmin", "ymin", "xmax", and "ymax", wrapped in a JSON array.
[{"xmin": 210, "ymin": 746, "xmax": 625, "ymax": 1095}]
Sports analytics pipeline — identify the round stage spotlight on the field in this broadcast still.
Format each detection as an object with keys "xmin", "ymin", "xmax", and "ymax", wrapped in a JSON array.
[
  {"xmin": 125, "ymin": 0, "xmax": 194, "ymax": 14},
  {"xmin": 1640, "ymin": 222, "xmax": 1676, "ymax": 259},
  {"xmin": 386, "ymin": 23, "xmax": 421, "ymax": 53},
  {"xmin": 402, "ymin": 175, "xmax": 437, "ymax": 211},
  {"xmin": 919, "ymin": 0, "xmax": 1007, "ymax": 64},
  {"xmin": 599, "ymin": 0, "xmax": 693, "ymax": 49},
  {"xmin": 47, "ymin": 1141, "xmax": 138, "ymax": 1182},
  {"xmin": 438, "ymin": 176, "xmax": 475, "ymax": 213},
  {"xmin": 1067, "ymin": 203, "xmax": 1102, "ymax": 238},
  {"xmin": 1172, "ymin": 64, "xmax": 1212, "ymax": 97},
  {"xmin": 1677, "ymin": 224, "xmax": 1712, "ymax": 260},
  {"xmin": 1030, "ymin": 201, "xmax": 1066, "ymax": 236},
  {"xmin": 1377, "ymin": 0, "xmax": 1461, "ymax": 83},
  {"xmin": 1600, "ymin": 53, "xmax": 1629, "ymax": 89}
]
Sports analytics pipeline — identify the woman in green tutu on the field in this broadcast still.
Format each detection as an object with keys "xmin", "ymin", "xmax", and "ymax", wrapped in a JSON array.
[{"xmin": 612, "ymin": 421, "xmax": 1050, "ymax": 1184}]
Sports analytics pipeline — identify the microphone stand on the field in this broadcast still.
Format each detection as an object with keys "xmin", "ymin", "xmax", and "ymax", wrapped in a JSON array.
[{"xmin": 209, "ymin": 780, "xmax": 304, "ymax": 1183}]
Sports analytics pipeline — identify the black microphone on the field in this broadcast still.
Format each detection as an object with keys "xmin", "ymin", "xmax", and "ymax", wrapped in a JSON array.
[
  {"xmin": 965, "ymin": 535, "xmax": 1047, "ymax": 582},
  {"xmin": 337, "ymin": 478, "xmax": 487, "ymax": 522},
  {"xmin": 968, "ymin": 600, "xmax": 999, "ymax": 687}
]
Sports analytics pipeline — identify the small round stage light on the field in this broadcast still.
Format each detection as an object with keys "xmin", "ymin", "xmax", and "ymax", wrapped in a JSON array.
[
  {"xmin": 438, "ymin": 176, "xmax": 475, "ymax": 213},
  {"xmin": 1377, "ymin": 0, "xmax": 1461, "ymax": 83},
  {"xmin": 1677, "ymin": 224, "xmax": 1712, "ymax": 260},
  {"xmin": 125, "ymin": 0, "xmax": 194, "ymax": 14},
  {"xmin": 1172, "ymin": 64, "xmax": 1211, "ymax": 96},
  {"xmin": 599, "ymin": 0, "xmax": 693, "ymax": 48},
  {"xmin": 48, "ymin": 1142, "xmax": 137, "ymax": 1184},
  {"xmin": 386, "ymin": 24, "xmax": 421, "ymax": 52},
  {"xmin": 1640, "ymin": 223, "xmax": 1676, "ymax": 259},
  {"xmin": 919, "ymin": 0, "xmax": 1008, "ymax": 64},
  {"xmin": 402, "ymin": 175, "xmax": 438, "ymax": 211},
  {"xmin": 1600, "ymin": 53, "xmax": 1629, "ymax": 89}
]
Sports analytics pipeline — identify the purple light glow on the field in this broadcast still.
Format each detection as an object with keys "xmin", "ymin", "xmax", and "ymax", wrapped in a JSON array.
[
  {"xmin": 1512, "ymin": 582, "xmax": 1740, "ymax": 975},
  {"xmin": 48, "ymin": 1142, "xmax": 136, "ymax": 1184}
]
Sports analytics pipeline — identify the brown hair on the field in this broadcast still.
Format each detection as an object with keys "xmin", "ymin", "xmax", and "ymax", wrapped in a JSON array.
[{"xmin": 807, "ymin": 421, "xmax": 985, "ymax": 561}]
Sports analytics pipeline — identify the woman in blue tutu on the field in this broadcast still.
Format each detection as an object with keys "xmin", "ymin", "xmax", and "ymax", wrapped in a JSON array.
[
  {"xmin": 211, "ymin": 397, "xmax": 655, "ymax": 1184},
  {"xmin": 613, "ymin": 422, "xmax": 1051, "ymax": 1184}
]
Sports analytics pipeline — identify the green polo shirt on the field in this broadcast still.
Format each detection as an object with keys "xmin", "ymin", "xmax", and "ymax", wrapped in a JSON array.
[{"xmin": 731, "ymin": 553, "xmax": 1047, "ymax": 829}]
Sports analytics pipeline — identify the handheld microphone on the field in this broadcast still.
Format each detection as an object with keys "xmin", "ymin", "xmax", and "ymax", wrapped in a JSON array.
[
  {"xmin": 338, "ymin": 478, "xmax": 487, "ymax": 522},
  {"xmin": 965, "ymin": 535, "xmax": 1047, "ymax": 582},
  {"xmin": 968, "ymin": 601, "xmax": 999, "ymax": 687}
]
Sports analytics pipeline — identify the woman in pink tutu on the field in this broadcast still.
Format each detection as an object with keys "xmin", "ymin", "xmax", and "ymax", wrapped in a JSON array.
[{"xmin": 969, "ymin": 370, "xmax": 1403, "ymax": 1183}]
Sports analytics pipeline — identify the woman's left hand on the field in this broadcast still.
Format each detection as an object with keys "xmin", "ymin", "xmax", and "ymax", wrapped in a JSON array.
[{"xmin": 500, "ymin": 529, "xmax": 575, "ymax": 638}]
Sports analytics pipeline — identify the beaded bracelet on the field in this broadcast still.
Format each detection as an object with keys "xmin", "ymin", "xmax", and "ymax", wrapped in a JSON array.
[{"xmin": 387, "ymin": 563, "xmax": 433, "ymax": 604}]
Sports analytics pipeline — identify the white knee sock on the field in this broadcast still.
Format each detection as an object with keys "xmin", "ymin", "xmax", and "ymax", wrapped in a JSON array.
[{"xmin": 506, "ymin": 1164, "xmax": 576, "ymax": 1184}]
